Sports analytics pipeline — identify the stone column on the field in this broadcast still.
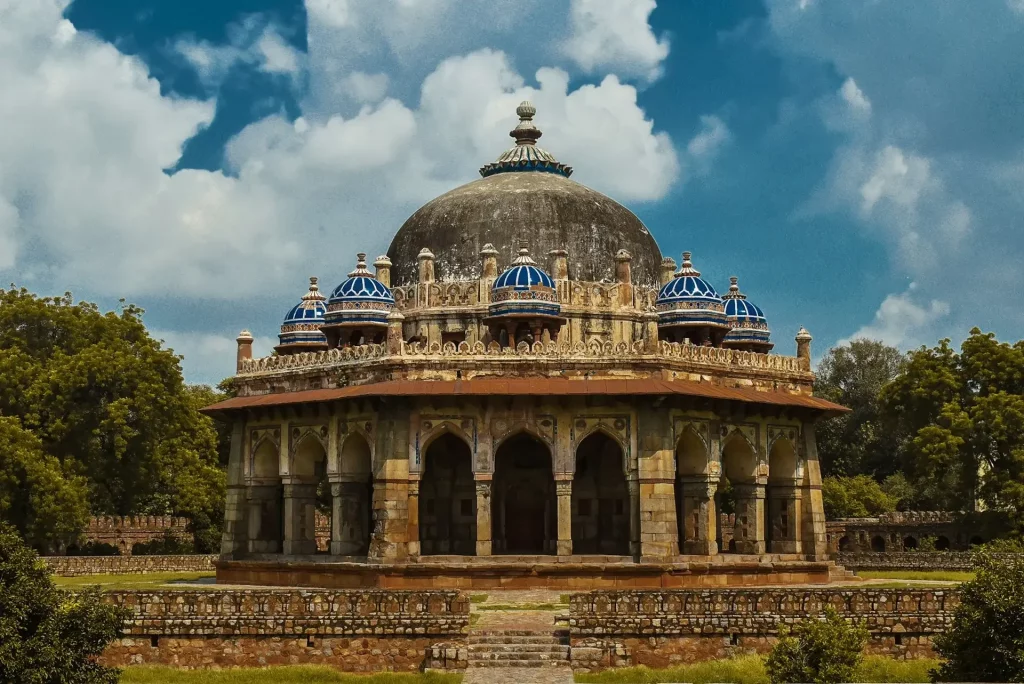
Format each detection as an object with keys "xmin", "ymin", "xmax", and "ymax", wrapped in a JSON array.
[
  {"xmin": 406, "ymin": 478, "xmax": 420, "ymax": 557},
  {"xmin": 660, "ymin": 258, "xmax": 677, "ymax": 287},
  {"xmin": 221, "ymin": 422, "xmax": 248, "ymax": 558},
  {"xmin": 329, "ymin": 478, "xmax": 372, "ymax": 556},
  {"xmin": 678, "ymin": 476, "xmax": 718, "ymax": 555},
  {"xmin": 282, "ymin": 479, "xmax": 318, "ymax": 556},
  {"xmin": 246, "ymin": 483, "xmax": 282, "ymax": 554},
  {"xmin": 801, "ymin": 423, "xmax": 829, "ymax": 559},
  {"xmin": 555, "ymin": 476, "xmax": 573, "ymax": 556},
  {"xmin": 627, "ymin": 477, "xmax": 641, "ymax": 558},
  {"xmin": 475, "ymin": 477, "xmax": 492, "ymax": 556},
  {"xmin": 731, "ymin": 482, "xmax": 766, "ymax": 554},
  {"xmin": 236, "ymin": 330, "xmax": 253, "ymax": 373},
  {"xmin": 767, "ymin": 480, "xmax": 803, "ymax": 554},
  {"xmin": 637, "ymin": 410, "xmax": 679, "ymax": 559}
]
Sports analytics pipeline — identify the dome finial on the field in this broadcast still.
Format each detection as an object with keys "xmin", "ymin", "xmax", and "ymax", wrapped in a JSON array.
[
  {"xmin": 674, "ymin": 251, "xmax": 701, "ymax": 277},
  {"xmin": 511, "ymin": 101, "xmax": 542, "ymax": 146},
  {"xmin": 347, "ymin": 253, "xmax": 374, "ymax": 278},
  {"xmin": 302, "ymin": 276, "xmax": 326, "ymax": 302},
  {"xmin": 512, "ymin": 241, "xmax": 537, "ymax": 265}
]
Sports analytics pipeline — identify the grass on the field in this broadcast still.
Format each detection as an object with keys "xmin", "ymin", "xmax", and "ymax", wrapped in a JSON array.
[
  {"xmin": 469, "ymin": 594, "xmax": 488, "ymax": 603},
  {"xmin": 53, "ymin": 571, "xmax": 215, "ymax": 590},
  {"xmin": 121, "ymin": 666, "xmax": 461, "ymax": 684},
  {"xmin": 476, "ymin": 602, "xmax": 560, "ymax": 611},
  {"xmin": 573, "ymin": 654, "xmax": 939, "ymax": 684},
  {"xmin": 560, "ymin": 593, "xmax": 571, "ymax": 604},
  {"xmin": 857, "ymin": 570, "xmax": 975, "ymax": 582}
]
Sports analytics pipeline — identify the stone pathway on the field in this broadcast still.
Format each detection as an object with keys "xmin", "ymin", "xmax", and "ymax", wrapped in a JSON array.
[{"xmin": 462, "ymin": 590, "xmax": 574, "ymax": 684}]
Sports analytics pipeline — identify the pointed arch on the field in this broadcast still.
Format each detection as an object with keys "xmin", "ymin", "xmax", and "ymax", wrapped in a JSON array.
[
  {"xmin": 493, "ymin": 423, "xmax": 553, "ymax": 453},
  {"xmin": 251, "ymin": 437, "xmax": 280, "ymax": 480},
  {"xmin": 492, "ymin": 431, "xmax": 555, "ymax": 554},
  {"xmin": 574, "ymin": 424, "xmax": 629, "ymax": 474},
  {"xmin": 675, "ymin": 425, "xmax": 710, "ymax": 477},
  {"xmin": 572, "ymin": 431, "xmax": 629, "ymax": 555},
  {"xmin": 420, "ymin": 421, "xmax": 474, "ymax": 462},
  {"xmin": 721, "ymin": 431, "xmax": 758, "ymax": 483},
  {"xmin": 419, "ymin": 432, "xmax": 476, "ymax": 555},
  {"xmin": 292, "ymin": 432, "xmax": 328, "ymax": 479},
  {"xmin": 768, "ymin": 436, "xmax": 799, "ymax": 482},
  {"xmin": 339, "ymin": 431, "xmax": 372, "ymax": 478}
]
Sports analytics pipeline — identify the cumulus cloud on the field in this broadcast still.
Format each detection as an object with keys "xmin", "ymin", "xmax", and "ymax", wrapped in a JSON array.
[
  {"xmin": 175, "ymin": 15, "xmax": 303, "ymax": 89},
  {"xmin": 562, "ymin": 0, "xmax": 670, "ymax": 82},
  {"xmin": 684, "ymin": 115, "xmax": 731, "ymax": 176},
  {"xmin": 840, "ymin": 283, "xmax": 950, "ymax": 349}
]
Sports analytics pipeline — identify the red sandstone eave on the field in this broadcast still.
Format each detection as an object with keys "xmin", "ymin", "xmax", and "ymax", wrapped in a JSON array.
[{"xmin": 200, "ymin": 378, "xmax": 849, "ymax": 416}]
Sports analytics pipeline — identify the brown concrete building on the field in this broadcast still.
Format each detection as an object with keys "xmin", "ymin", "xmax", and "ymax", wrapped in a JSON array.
[{"xmin": 205, "ymin": 103, "xmax": 847, "ymax": 589}]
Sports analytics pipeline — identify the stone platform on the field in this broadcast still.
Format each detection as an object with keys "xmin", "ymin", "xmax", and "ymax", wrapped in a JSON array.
[{"xmin": 215, "ymin": 554, "xmax": 836, "ymax": 589}]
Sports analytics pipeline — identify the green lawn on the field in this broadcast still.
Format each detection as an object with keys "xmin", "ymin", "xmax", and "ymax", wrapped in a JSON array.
[
  {"xmin": 857, "ymin": 570, "xmax": 975, "ymax": 582},
  {"xmin": 121, "ymin": 666, "xmax": 461, "ymax": 684},
  {"xmin": 53, "ymin": 571, "xmax": 215, "ymax": 590},
  {"xmin": 574, "ymin": 654, "xmax": 938, "ymax": 684}
]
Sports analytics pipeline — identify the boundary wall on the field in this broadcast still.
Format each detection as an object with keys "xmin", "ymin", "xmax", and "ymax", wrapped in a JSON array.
[{"xmin": 45, "ymin": 554, "xmax": 217, "ymax": 576}]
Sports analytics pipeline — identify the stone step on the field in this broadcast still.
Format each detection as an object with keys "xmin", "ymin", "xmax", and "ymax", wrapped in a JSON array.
[
  {"xmin": 469, "ymin": 652, "xmax": 569, "ymax": 662},
  {"xmin": 465, "ymin": 659, "xmax": 571, "ymax": 668},
  {"xmin": 469, "ymin": 644, "xmax": 570, "ymax": 655},
  {"xmin": 468, "ymin": 635, "xmax": 567, "ymax": 645},
  {"xmin": 472, "ymin": 629, "xmax": 569, "ymax": 637}
]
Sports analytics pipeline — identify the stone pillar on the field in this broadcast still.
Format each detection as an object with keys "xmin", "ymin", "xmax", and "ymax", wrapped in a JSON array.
[
  {"xmin": 550, "ymin": 249, "xmax": 569, "ymax": 303},
  {"xmin": 418, "ymin": 248, "xmax": 435, "ymax": 284},
  {"xmin": 801, "ymin": 423, "xmax": 829, "ymax": 560},
  {"xmin": 387, "ymin": 310, "xmax": 405, "ymax": 355},
  {"xmin": 731, "ymin": 482, "xmax": 767, "ymax": 554},
  {"xmin": 555, "ymin": 476, "xmax": 572, "ymax": 556},
  {"xmin": 479, "ymin": 244, "xmax": 499, "ymax": 306},
  {"xmin": 637, "ymin": 410, "xmax": 679, "ymax": 559},
  {"xmin": 330, "ymin": 478, "xmax": 372, "ymax": 556},
  {"xmin": 660, "ymin": 258, "xmax": 677, "ymax": 287},
  {"xmin": 767, "ymin": 480, "xmax": 803, "ymax": 554},
  {"xmin": 643, "ymin": 312, "xmax": 660, "ymax": 353},
  {"xmin": 220, "ymin": 422, "xmax": 248, "ymax": 558},
  {"xmin": 246, "ymin": 483, "xmax": 282, "ymax": 554},
  {"xmin": 678, "ymin": 476, "xmax": 718, "ymax": 555},
  {"xmin": 282, "ymin": 479, "xmax": 318, "ymax": 556},
  {"xmin": 406, "ymin": 478, "xmax": 420, "ymax": 557},
  {"xmin": 796, "ymin": 327, "xmax": 812, "ymax": 371},
  {"xmin": 627, "ymin": 477, "xmax": 641, "ymax": 557},
  {"xmin": 236, "ymin": 330, "xmax": 253, "ymax": 373},
  {"xmin": 475, "ymin": 477, "xmax": 492, "ymax": 556},
  {"xmin": 615, "ymin": 250, "xmax": 633, "ymax": 308},
  {"xmin": 374, "ymin": 255, "xmax": 392, "ymax": 287}
]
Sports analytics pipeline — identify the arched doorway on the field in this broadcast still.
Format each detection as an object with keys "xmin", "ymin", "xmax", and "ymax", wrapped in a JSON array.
[
  {"xmin": 675, "ymin": 428, "xmax": 715, "ymax": 555},
  {"xmin": 285, "ymin": 435, "xmax": 327, "ymax": 555},
  {"xmin": 572, "ymin": 432, "xmax": 629, "ymax": 555},
  {"xmin": 493, "ymin": 433, "xmax": 556, "ymax": 554},
  {"xmin": 766, "ymin": 438, "xmax": 800, "ymax": 553},
  {"xmin": 871, "ymin": 535, "xmax": 886, "ymax": 552},
  {"xmin": 719, "ymin": 434, "xmax": 761, "ymax": 554},
  {"xmin": 420, "ymin": 433, "xmax": 477, "ymax": 555},
  {"xmin": 935, "ymin": 535, "xmax": 951, "ymax": 551},
  {"xmin": 248, "ymin": 438, "xmax": 283, "ymax": 553},
  {"xmin": 334, "ymin": 432, "xmax": 374, "ymax": 556},
  {"xmin": 903, "ymin": 536, "xmax": 918, "ymax": 550}
]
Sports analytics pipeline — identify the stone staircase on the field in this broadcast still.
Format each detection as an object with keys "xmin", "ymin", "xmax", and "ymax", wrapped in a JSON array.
[
  {"xmin": 829, "ymin": 561, "xmax": 858, "ymax": 581},
  {"xmin": 467, "ymin": 629, "xmax": 571, "ymax": 668}
]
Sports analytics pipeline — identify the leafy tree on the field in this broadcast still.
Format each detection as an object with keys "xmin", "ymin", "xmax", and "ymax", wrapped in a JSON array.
[
  {"xmin": 815, "ymin": 340, "xmax": 906, "ymax": 477},
  {"xmin": 766, "ymin": 606, "xmax": 868, "ymax": 684},
  {"xmin": 882, "ymin": 329, "xmax": 1024, "ymax": 520},
  {"xmin": 0, "ymin": 417, "xmax": 90, "ymax": 553},
  {"xmin": 0, "ymin": 287, "xmax": 225, "ymax": 549},
  {"xmin": 822, "ymin": 475, "xmax": 898, "ymax": 519},
  {"xmin": 933, "ymin": 554, "xmax": 1024, "ymax": 681},
  {"xmin": 0, "ymin": 523, "xmax": 129, "ymax": 683}
]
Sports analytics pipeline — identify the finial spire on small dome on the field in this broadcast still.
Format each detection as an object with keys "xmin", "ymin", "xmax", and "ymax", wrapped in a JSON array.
[
  {"xmin": 347, "ymin": 253, "xmax": 374, "ymax": 278},
  {"xmin": 511, "ymin": 242, "xmax": 538, "ymax": 266},
  {"xmin": 302, "ymin": 276, "xmax": 327, "ymax": 301},
  {"xmin": 674, "ymin": 251, "xmax": 701, "ymax": 277},
  {"xmin": 723, "ymin": 276, "xmax": 746, "ymax": 300}
]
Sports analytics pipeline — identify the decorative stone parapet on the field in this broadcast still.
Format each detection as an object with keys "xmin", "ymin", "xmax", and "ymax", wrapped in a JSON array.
[
  {"xmin": 568, "ymin": 589, "xmax": 957, "ymax": 671},
  {"xmin": 96, "ymin": 589, "xmax": 470, "ymax": 671},
  {"xmin": 44, "ymin": 554, "xmax": 217, "ymax": 576}
]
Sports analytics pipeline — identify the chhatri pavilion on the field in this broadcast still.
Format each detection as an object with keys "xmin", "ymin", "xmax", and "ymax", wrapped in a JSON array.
[{"xmin": 204, "ymin": 102, "xmax": 847, "ymax": 589}]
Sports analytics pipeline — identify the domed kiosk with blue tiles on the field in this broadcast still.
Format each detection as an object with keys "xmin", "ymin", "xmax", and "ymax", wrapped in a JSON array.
[
  {"xmin": 322, "ymin": 253, "xmax": 395, "ymax": 347},
  {"xmin": 655, "ymin": 251, "xmax": 731, "ymax": 345},
  {"xmin": 722, "ymin": 276, "xmax": 773, "ymax": 353},
  {"xmin": 276, "ymin": 277, "xmax": 329, "ymax": 353},
  {"xmin": 484, "ymin": 244, "xmax": 565, "ymax": 347}
]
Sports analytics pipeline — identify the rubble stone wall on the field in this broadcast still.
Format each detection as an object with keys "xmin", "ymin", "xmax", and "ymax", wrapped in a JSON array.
[
  {"xmin": 45, "ymin": 554, "xmax": 217, "ymax": 576},
  {"xmin": 97, "ymin": 589, "xmax": 469, "ymax": 671},
  {"xmin": 569, "ymin": 588, "xmax": 957, "ymax": 671},
  {"xmin": 836, "ymin": 551, "xmax": 1023, "ymax": 571}
]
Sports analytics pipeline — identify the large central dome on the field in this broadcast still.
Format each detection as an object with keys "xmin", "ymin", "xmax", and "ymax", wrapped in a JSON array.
[{"xmin": 387, "ymin": 102, "xmax": 663, "ymax": 288}]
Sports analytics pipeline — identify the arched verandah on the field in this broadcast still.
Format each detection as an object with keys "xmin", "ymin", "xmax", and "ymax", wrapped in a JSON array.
[
  {"xmin": 492, "ymin": 432, "xmax": 556, "ymax": 554},
  {"xmin": 332, "ymin": 432, "xmax": 374, "ymax": 556},
  {"xmin": 247, "ymin": 438, "xmax": 283, "ymax": 554},
  {"xmin": 419, "ymin": 433, "xmax": 477, "ymax": 555},
  {"xmin": 571, "ymin": 432, "xmax": 629, "ymax": 555}
]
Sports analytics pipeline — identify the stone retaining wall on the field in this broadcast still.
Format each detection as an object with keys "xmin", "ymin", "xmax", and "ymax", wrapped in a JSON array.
[
  {"xmin": 569, "ymin": 589, "xmax": 957, "ymax": 671},
  {"xmin": 98, "ymin": 589, "xmax": 469, "ymax": 671},
  {"xmin": 832, "ymin": 551, "xmax": 1023, "ymax": 571},
  {"xmin": 45, "ymin": 554, "xmax": 217, "ymax": 576}
]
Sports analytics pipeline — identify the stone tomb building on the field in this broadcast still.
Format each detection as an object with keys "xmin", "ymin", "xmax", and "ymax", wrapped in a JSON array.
[{"xmin": 205, "ymin": 103, "xmax": 847, "ymax": 589}]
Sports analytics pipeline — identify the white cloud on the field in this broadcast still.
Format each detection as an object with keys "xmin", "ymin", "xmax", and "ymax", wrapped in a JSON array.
[
  {"xmin": 685, "ymin": 115, "xmax": 731, "ymax": 175},
  {"xmin": 341, "ymin": 71, "xmax": 389, "ymax": 103},
  {"xmin": 562, "ymin": 0, "xmax": 669, "ymax": 82},
  {"xmin": 154, "ymin": 329, "xmax": 275, "ymax": 386},
  {"xmin": 840, "ymin": 283, "xmax": 950, "ymax": 349},
  {"xmin": 840, "ymin": 78, "xmax": 871, "ymax": 114},
  {"xmin": 176, "ymin": 16, "xmax": 302, "ymax": 89}
]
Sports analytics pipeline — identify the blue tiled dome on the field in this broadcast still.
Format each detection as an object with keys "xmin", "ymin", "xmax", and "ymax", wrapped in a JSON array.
[
  {"xmin": 489, "ymin": 246, "xmax": 561, "ymax": 319},
  {"xmin": 277, "ymin": 277, "xmax": 328, "ymax": 350},
  {"xmin": 325, "ymin": 254, "xmax": 395, "ymax": 328},
  {"xmin": 722, "ymin": 276, "xmax": 772, "ymax": 349},
  {"xmin": 656, "ymin": 252, "xmax": 729, "ymax": 328}
]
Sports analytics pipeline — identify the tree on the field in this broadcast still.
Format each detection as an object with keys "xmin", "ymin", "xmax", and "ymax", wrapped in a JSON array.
[
  {"xmin": 766, "ymin": 606, "xmax": 868, "ymax": 684},
  {"xmin": 881, "ymin": 329, "xmax": 1024, "ymax": 520},
  {"xmin": 822, "ymin": 475, "xmax": 898, "ymax": 519},
  {"xmin": 0, "ymin": 523, "xmax": 129, "ymax": 683},
  {"xmin": 0, "ymin": 287, "xmax": 225, "ymax": 549},
  {"xmin": 933, "ymin": 554, "xmax": 1024, "ymax": 681},
  {"xmin": 815, "ymin": 340, "xmax": 906, "ymax": 477}
]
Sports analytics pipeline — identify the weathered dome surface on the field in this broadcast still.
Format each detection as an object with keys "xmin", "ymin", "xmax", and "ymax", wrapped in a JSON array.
[
  {"xmin": 387, "ymin": 102, "xmax": 663, "ymax": 288},
  {"xmin": 388, "ymin": 172, "xmax": 662, "ymax": 288}
]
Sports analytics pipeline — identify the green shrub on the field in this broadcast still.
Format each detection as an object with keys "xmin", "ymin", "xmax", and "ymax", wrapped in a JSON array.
[
  {"xmin": 131, "ymin": 531, "xmax": 194, "ymax": 555},
  {"xmin": 765, "ymin": 606, "xmax": 868, "ymax": 684},
  {"xmin": 932, "ymin": 553, "xmax": 1024, "ymax": 681},
  {"xmin": 66, "ymin": 540, "xmax": 121, "ymax": 556},
  {"xmin": 0, "ymin": 523, "xmax": 130, "ymax": 683}
]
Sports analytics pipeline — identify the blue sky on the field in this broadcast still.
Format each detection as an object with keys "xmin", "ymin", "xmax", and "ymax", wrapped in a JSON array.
[{"xmin": 2, "ymin": 0, "xmax": 1023, "ymax": 384}]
